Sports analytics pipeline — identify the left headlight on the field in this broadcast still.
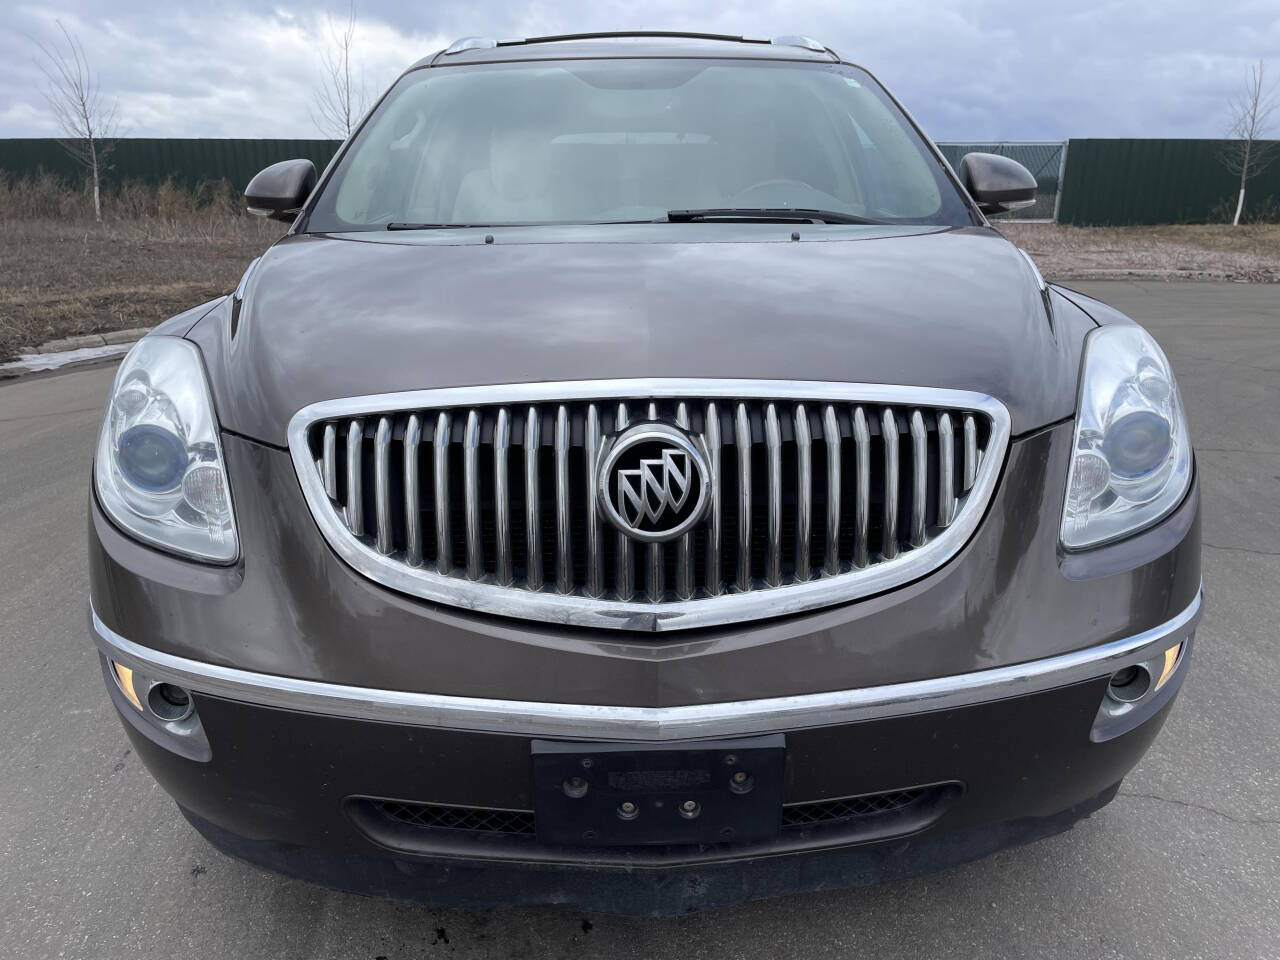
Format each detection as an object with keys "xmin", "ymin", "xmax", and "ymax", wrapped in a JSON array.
[
  {"xmin": 94, "ymin": 337, "xmax": 238, "ymax": 563},
  {"xmin": 1061, "ymin": 325, "xmax": 1192, "ymax": 549}
]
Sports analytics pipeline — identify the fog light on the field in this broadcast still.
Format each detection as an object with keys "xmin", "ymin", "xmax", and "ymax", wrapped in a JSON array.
[
  {"xmin": 147, "ymin": 682, "xmax": 194, "ymax": 722},
  {"xmin": 111, "ymin": 662, "xmax": 143, "ymax": 712},
  {"xmin": 1092, "ymin": 637, "xmax": 1192, "ymax": 741},
  {"xmin": 1106, "ymin": 664, "xmax": 1152, "ymax": 704}
]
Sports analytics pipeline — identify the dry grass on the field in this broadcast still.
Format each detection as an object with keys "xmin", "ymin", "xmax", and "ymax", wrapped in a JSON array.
[
  {"xmin": 3, "ymin": 178, "xmax": 1278, "ymax": 362},
  {"xmin": 0, "ymin": 176, "xmax": 284, "ymax": 362},
  {"xmin": 1000, "ymin": 222, "xmax": 1280, "ymax": 284}
]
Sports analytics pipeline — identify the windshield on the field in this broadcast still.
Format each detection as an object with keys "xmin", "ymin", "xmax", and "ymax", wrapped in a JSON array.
[{"xmin": 306, "ymin": 59, "xmax": 972, "ymax": 231}]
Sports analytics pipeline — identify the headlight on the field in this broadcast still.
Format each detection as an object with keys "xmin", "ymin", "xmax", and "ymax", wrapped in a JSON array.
[
  {"xmin": 1061, "ymin": 325, "xmax": 1192, "ymax": 548},
  {"xmin": 94, "ymin": 337, "xmax": 238, "ymax": 562}
]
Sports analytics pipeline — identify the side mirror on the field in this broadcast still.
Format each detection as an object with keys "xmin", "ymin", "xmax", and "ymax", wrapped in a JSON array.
[
  {"xmin": 957, "ymin": 153, "xmax": 1037, "ymax": 215},
  {"xmin": 245, "ymin": 159, "xmax": 317, "ymax": 222}
]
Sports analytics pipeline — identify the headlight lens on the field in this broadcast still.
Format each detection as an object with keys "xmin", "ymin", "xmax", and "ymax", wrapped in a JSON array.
[
  {"xmin": 1061, "ymin": 325, "xmax": 1192, "ymax": 548},
  {"xmin": 95, "ymin": 337, "xmax": 238, "ymax": 562}
]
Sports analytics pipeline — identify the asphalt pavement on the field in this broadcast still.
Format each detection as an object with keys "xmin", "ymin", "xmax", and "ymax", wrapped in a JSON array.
[{"xmin": 1, "ymin": 280, "xmax": 1277, "ymax": 959}]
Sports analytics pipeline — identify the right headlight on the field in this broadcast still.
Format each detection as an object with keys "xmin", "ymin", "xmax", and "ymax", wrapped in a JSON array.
[
  {"xmin": 1061, "ymin": 325, "xmax": 1192, "ymax": 549},
  {"xmin": 94, "ymin": 336, "xmax": 238, "ymax": 563}
]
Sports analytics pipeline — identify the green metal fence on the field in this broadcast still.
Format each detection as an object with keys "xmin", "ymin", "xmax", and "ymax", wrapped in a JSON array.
[
  {"xmin": 0, "ymin": 138, "xmax": 341, "ymax": 193},
  {"xmin": 1058, "ymin": 138, "xmax": 1280, "ymax": 225}
]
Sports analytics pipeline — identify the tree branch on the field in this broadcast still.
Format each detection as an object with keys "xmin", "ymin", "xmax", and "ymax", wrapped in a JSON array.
[
  {"xmin": 310, "ymin": 1, "xmax": 369, "ymax": 139},
  {"xmin": 30, "ymin": 19, "xmax": 119, "ymax": 220}
]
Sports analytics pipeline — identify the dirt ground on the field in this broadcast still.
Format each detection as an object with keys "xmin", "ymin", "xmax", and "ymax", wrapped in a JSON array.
[
  {"xmin": 1, "ymin": 219, "xmax": 1277, "ymax": 362},
  {"xmin": 0, "ymin": 218, "xmax": 284, "ymax": 363},
  {"xmin": 1000, "ymin": 222, "xmax": 1280, "ymax": 284}
]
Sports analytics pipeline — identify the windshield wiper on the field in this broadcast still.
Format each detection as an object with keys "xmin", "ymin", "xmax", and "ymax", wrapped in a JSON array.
[
  {"xmin": 386, "ymin": 221, "xmax": 492, "ymax": 230},
  {"xmin": 665, "ymin": 208, "xmax": 883, "ymax": 225}
]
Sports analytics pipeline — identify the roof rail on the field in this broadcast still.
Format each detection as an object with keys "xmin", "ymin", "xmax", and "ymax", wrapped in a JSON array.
[
  {"xmin": 770, "ymin": 35, "xmax": 828, "ymax": 52},
  {"xmin": 443, "ymin": 37, "xmax": 497, "ymax": 55},
  {"xmin": 439, "ymin": 32, "xmax": 833, "ymax": 55}
]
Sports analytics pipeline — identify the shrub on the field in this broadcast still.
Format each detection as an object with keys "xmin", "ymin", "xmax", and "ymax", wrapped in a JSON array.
[{"xmin": 0, "ymin": 172, "xmax": 272, "ymax": 229}]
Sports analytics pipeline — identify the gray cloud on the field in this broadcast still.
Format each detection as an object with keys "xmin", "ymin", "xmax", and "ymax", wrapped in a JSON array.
[{"xmin": 2, "ymin": 0, "xmax": 1278, "ymax": 141}]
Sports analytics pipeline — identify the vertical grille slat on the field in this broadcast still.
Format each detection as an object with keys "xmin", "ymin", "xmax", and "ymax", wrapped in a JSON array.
[
  {"xmin": 647, "ymin": 541, "xmax": 664, "ymax": 602},
  {"xmin": 345, "ymin": 419, "xmax": 364, "ymax": 536},
  {"xmin": 374, "ymin": 416, "xmax": 393, "ymax": 555},
  {"xmin": 881, "ymin": 408, "xmax": 899, "ymax": 560},
  {"xmin": 301, "ymin": 386, "xmax": 1003, "ymax": 629},
  {"xmin": 674, "ymin": 402, "xmax": 694, "ymax": 600},
  {"xmin": 909, "ymin": 410, "xmax": 928, "ymax": 549},
  {"xmin": 463, "ymin": 410, "xmax": 483, "ymax": 580},
  {"xmin": 735, "ymin": 403, "xmax": 753, "ymax": 592},
  {"xmin": 822, "ymin": 405, "xmax": 841, "ymax": 576},
  {"xmin": 794, "ymin": 404, "xmax": 812, "ymax": 582},
  {"xmin": 524, "ymin": 407, "xmax": 543, "ymax": 591},
  {"xmin": 404, "ymin": 413, "xmax": 423, "ymax": 567},
  {"xmin": 493, "ymin": 409, "xmax": 512, "ymax": 585},
  {"xmin": 645, "ymin": 401, "xmax": 663, "ymax": 602},
  {"xmin": 322, "ymin": 423, "xmax": 338, "ymax": 499},
  {"xmin": 554, "ymin": 405, "xmax": 572, "ymax": 595},
  {"xmin": 764, "ymin": 403, "xmax": 782, "ymax": 588},
  {"xmin": 852, "ymin": 406, "xmax": 870, "ymax": 569},
  {"xmin": 584, "ymin": 404, "xmax": 604, "ymax": 598},
  {"xmin": 704, "ymin": 401, "xmax": 722, "ymax": 597},
  {"xmin": 963, "ymin": 413, "xmax": 978, "ymax": 492},
  {"xmin": 938, "ymin": 412, "xmax": 956, "ymax": 528},
  {"xmin": 434, "ymin": 411, "xmax": 452, "ymax": 575},
  {"xmin": 614, "ymin": 402, "xmax": 634, "ymax": 601}
]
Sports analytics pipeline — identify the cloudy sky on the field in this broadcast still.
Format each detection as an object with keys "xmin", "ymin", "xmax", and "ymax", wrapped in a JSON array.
[{"xmin": 2, "ymin": 0, "xmax": 1277, "ymax": 141}]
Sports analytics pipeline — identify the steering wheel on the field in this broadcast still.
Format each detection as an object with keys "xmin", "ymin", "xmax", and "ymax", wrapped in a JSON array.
[{"xmin": 727, "ymin": 178, "xmax": 815, "ymax": 204}]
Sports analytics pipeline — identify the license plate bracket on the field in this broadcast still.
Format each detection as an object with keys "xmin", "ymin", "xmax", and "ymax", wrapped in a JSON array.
[{"xmin": 531, "ymin": 734, "xmax": 785, "ymax": 846}]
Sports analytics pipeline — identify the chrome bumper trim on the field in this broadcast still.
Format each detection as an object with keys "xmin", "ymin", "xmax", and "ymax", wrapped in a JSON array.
[{"xmin": 90, "ymin": 589, "xmax": 1201, "ymax": 742}]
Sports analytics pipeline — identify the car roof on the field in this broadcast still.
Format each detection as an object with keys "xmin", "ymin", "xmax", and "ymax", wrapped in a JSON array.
[{"xmin": 410, "ymin": 32, "xmax": 840, "ymax": 70}]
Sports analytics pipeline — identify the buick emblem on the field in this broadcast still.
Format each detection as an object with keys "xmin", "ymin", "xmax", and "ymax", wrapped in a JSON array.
[{"xmin": 597, "ymin": 423, "xmax": 711, "ymax": 543}]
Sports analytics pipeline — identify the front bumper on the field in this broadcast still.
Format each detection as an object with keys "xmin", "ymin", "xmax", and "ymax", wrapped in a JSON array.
[
  {"xmin": 92, "ymin": 591, "xmax": 1199, "ymax": 913},
  {"xmin": 87, "ymin": 416, "xmax": 1203, "ymax": 912}
]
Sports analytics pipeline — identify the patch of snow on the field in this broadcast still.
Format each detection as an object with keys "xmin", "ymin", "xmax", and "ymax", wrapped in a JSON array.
[{"xmin": 1, "ymin": 343, "xmax": 133, "ymax": 373}]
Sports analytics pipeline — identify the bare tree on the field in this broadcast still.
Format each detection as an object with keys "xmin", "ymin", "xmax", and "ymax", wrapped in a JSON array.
[
  {"xmin": 33, "ymin": 20, "xmax": 119, "ymax": 222},
  {"xmin": 312, "ymin": 2, "xmax": 370, "ymax": 139},
  {"xmin": 1221, "ymin": 60, "xmax": 1278, "ymax": 225}
]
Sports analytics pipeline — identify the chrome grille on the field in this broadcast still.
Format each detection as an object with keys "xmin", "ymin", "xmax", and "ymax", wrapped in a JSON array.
[{"xmin": 288, "ymin": 380, "xmax": 1010, "ymax": 631}]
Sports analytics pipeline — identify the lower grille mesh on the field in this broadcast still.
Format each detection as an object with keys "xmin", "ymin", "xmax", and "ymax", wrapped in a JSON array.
[
  {"xmin": 373, "ymin": 799, "xmax": 536, "ymax": 836},
  {"xmin": 781, "ymin": 788, "xmax": 926, "ymax": 827},
  {"xmin": 365, "ymin": 786, "xmax": 932, "ymax": 839}
]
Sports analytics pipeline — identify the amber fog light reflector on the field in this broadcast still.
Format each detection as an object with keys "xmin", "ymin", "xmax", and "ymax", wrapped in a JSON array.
[
  {"xmin": 1155, "ymin": 642, "xmax": 1183, "ymax": 691},
  {"xmin": 111, "ymin": 662, "xmax": 143, "ymax": 712}
]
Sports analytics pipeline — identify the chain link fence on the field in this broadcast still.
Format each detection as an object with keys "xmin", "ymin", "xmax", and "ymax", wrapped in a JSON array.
[{"xmin": 936, "ymin": 141, "xmax": 1067, "ymax": 222}]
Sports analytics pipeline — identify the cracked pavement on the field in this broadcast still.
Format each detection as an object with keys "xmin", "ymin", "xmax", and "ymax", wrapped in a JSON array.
[{"xmin": 1, "ymin": 281, "xmax": 1277, "ymax": 959}]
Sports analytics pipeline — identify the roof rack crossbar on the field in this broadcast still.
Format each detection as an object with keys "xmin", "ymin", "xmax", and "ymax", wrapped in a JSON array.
[
  {"xmin": 438, "ymin": 32, "xmax": 833, "ymax": 59},
  {"xmin": 495, "ymin": 31, "xmax": 772, "ymax": 47}
]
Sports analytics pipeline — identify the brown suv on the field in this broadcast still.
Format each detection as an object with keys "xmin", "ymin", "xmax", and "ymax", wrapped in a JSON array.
[{"xmin": 88, "ymin": 32, "xmax": 1201, "ymax": 914}]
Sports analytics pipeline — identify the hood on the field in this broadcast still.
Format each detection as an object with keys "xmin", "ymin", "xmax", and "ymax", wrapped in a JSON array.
[{"xmin": 190, "ymin": 224, "xmax": 1088, "ymax": 445}]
